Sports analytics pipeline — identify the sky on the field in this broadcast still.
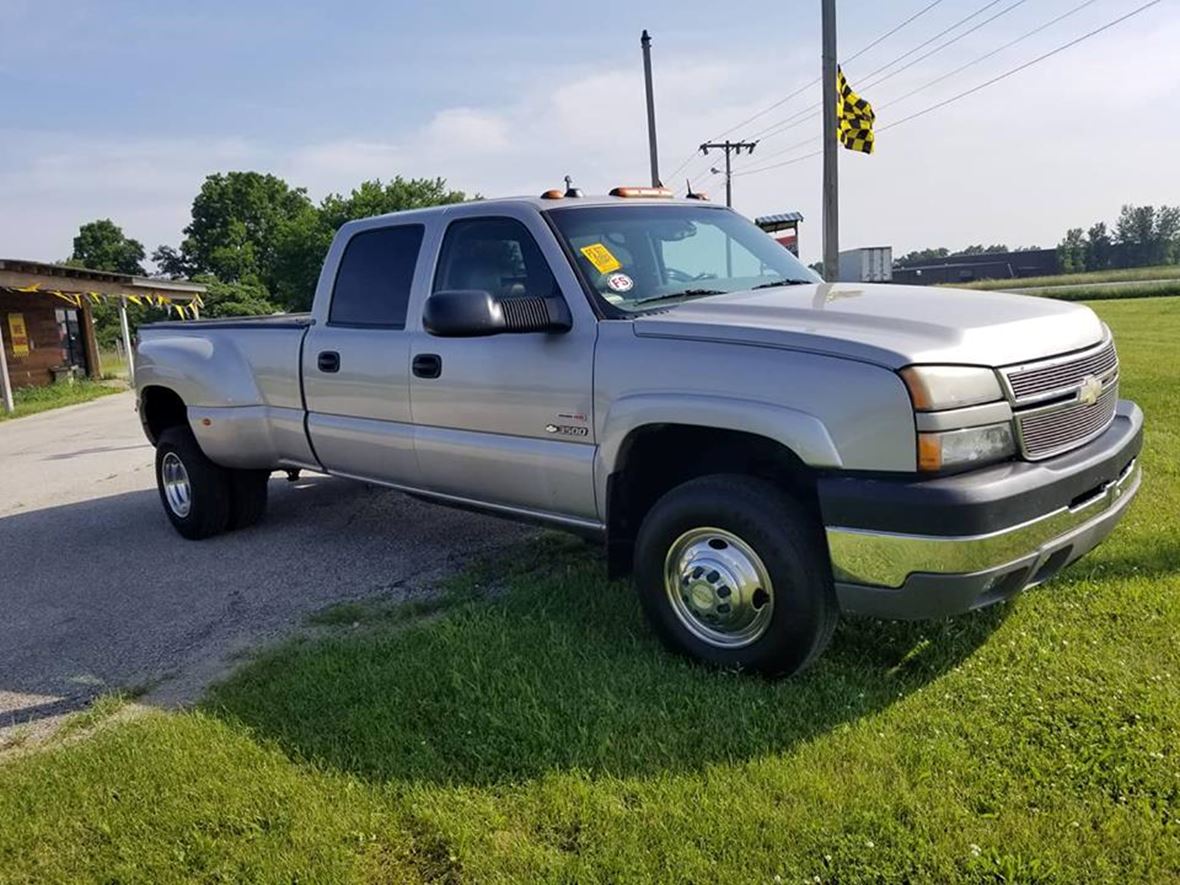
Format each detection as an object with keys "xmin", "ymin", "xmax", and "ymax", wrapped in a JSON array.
[{"xmin": 1, "ymin": 0, "xmax": 1177, "ymax": 267}]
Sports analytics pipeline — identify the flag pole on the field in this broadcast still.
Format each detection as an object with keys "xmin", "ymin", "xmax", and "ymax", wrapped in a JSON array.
[{"xmin": 821, "ymin": 0, "xmax": 839, "ymax": 282}]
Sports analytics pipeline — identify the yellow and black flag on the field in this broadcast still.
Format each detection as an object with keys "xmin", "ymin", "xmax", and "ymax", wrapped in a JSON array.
[{"xmin": 836, "ymin": 66, "xmax": 875, "ymax": 154}]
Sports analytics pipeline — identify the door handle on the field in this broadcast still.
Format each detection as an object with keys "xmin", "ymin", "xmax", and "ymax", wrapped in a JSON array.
[
  {"xmin": 412, "ymin": 353, "xmax": 442, "ymax": 379},
  {"xmin": 317, "ymin": 351, "xmax": 340, "ymax": 373}
]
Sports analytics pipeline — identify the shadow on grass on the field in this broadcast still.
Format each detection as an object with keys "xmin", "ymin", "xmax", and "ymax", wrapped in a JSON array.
[{"xmin": 206, "ymin": 535, "xmax": 1007, "ymax": 787}]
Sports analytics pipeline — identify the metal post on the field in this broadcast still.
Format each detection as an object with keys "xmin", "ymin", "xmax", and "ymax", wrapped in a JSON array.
[
  {"xmin": 119, "ymin": 296, "xmax": 135, "ymax": 387},
  {"xmin": 0, "ymin": 315, "xmax": 14, "ymax": 414},
  {"xmin": 821, "ymin": 0, "xmax": 839, "ymax": 282},
  {"xmin": 641, "ymin": 30, "xmax": 661, "ymax": 187}
]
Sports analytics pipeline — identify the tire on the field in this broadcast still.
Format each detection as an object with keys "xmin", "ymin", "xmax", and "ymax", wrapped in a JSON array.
[
  {"xmin": 227, "ymin": 469, "xmax": 270, "ymax": 530},
  {"xmin": 155, "ymin": 426, "xmax": 232, "ymax": 540},
  {"xmin": 633, "ymin": 474, "xmax": 838, "ymax": 677}
]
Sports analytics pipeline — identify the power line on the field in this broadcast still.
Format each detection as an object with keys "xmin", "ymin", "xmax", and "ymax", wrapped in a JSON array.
[
  {"xmin": 664, "ymin": 0, "xmax": 950, "ymax": 181},
  {"xmin": 748, "ymin": 0, "xmax": 1092, "ymax": 148},
  {"xmin": 734, "ymin": 0, "xmax": 1161, "ymax": 178},
  {"xmin": 856, "ymin": 0, "xmax": 1007, "ymax": 83},
  {"xmin": 877, "ymin": 0, "xmax": 1102, "ymax": 111},
  {"xmin": 747, "ymin": 0, "xmax": 1012, "ymax": 143},
  {"xmin": 858, "ymin": 0, "xmax": 1030, "ymax": 93},
  {"xmin": 877, "ymin": 0, "xmax": 1160, "ymax": 131},
  {"xmin": 843, "ymin": 0, "xmax": 949, "ymax": 64}
]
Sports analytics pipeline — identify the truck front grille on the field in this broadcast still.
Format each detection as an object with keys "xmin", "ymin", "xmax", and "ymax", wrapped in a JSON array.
[
  {"xmin": 1005, "ymin": 338, "xmax": 1117, "ymax": 403},
  {"xmin": 1002, "ymin": 336, "xmax": 1120, "ymax": 460},
  {"xmin": 1016, "ymin": 383, "xmax": 1119, "ymax": 460}
]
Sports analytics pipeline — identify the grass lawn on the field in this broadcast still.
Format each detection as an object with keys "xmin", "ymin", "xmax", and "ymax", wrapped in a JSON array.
[
  {"xmin": 0, "ymin": 378, "xmax": 123, "ymax": 422},
  {"xmin": 1010, "ymin": 281, "xmax": 1180, "ymax": 302},
  {"xmin": 1, "ymin": 298, "xmax": 1178, "ymax": 882},
  {"xmin": 950, "ymin": 264, "xmax": 1180, "ymax": 291}
]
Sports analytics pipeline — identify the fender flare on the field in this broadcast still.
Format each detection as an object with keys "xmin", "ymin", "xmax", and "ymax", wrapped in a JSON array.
[{"xmin": 595, "ymin": 392, "xmax": 842, "ymax": 500}]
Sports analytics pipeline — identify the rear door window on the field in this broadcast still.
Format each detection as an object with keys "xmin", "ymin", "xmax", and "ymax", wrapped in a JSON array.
[{"xmin": 329, "ymin": 224, "xmax": 425, "ymax": 328}]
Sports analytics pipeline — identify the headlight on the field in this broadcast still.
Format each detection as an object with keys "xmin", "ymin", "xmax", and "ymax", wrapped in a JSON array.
[
  {"xmin": 918, "ymin": 423, "xmax": 1015, "ymax": 472},
  {"xmin": 900, "ymin": 365, "xmax": 1003, "ymax": 411}
]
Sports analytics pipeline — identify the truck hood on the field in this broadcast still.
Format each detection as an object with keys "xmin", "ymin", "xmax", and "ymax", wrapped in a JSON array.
[{"xmin": 630, "ymin": 282, "xmax": 1106, "ymax": 368}]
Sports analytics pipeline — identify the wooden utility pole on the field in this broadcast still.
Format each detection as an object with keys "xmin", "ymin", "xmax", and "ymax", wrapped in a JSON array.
[
  {"xmin": 699, "ymin": 140, "xmax": 757, "ymax": 208},
  {"xmin": 821, "ymin": 0, "xmax": 839, "ymax": 281},
  {"xmin": 641, "ymin": 30, "xmax": 661, "ymax": 187}
]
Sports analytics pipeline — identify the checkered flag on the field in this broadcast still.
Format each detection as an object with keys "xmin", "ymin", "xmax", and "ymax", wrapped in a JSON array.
[{"xmin": 837, "ymin": 66, "xmax": 875, "ymax": 154}]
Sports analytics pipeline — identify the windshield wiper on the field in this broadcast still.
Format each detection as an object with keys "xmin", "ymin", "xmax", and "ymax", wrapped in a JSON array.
[
  {"xmin": 751, "ymin": 278, "xmax": 814, "ymax": 289},
  {"xmin": 630, "ymin": 288, "xmax": 727, "ymax": 307}
]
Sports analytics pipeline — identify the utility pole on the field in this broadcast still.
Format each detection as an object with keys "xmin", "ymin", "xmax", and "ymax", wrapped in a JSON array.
[
  {"xmin": 821, "ymin": 0, "xmax": 839, "ymax": 282},
  {"xmin": 641, "ymin": 30, "xmax": 661, "ymax": 187},
  {"xmin": 699, "ymin": 140, "xmax": 757, "ymax": 208}
]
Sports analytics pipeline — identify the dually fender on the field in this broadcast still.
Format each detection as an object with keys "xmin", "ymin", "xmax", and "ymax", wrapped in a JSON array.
[
  {"xmin": 136, "ymin": 334, "xmax": 316, "ymax": 470},
  {"xmin": 594, "ymin": 392, "xmax": 843, "ymax": 508}
]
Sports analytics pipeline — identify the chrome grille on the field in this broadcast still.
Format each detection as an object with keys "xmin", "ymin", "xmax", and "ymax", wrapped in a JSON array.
[
  {"xmin": 1005, "ymin": 338, "xmax": 1117, "ymax": 403},
  {"xmin": 1017, "ymin": 383, "xmax": 1118, "ymax": 459}
]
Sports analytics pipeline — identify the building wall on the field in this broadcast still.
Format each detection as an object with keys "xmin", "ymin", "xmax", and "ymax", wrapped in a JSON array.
[{"xmin": 1, "ymin": 292, "xmax": 82, "ymax": 388}]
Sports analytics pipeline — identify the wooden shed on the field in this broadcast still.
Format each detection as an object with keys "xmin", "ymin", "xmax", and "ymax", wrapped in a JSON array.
[{"xmin": 0, "ymin": 259, "xmax": 205, "ymax": 411}]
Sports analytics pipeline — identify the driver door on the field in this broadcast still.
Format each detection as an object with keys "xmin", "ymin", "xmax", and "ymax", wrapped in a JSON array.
[{"xmin": 408, "ymin": 211, "xmax": 599, "ymax": 524}]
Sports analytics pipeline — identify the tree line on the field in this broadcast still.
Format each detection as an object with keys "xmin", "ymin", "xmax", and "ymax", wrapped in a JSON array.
[
  {"xmin": 68, "ymin": 172, "xmax": 469, "ymax": 346},
  {"xmin": 891, "ymin": 204, "xmax": 1179, "ymax": 273},
  {"xmin": 1056, "ymin": 204, "xmax": 1180, "ymax": 273}
]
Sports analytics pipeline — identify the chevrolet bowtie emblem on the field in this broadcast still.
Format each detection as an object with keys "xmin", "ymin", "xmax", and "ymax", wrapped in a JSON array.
[{"xmin": 1078, "ymin": 374, "xmax": 1103, "ymax": 406}]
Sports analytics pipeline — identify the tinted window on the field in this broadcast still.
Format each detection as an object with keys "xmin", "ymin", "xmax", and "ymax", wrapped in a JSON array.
[
  {"xmin": 329, "ymin": 224, "xmax": 424, "ymax": 327},
  {"xmin": 433, "ymin": 217, "xmax": 557, "ymax": 300}
]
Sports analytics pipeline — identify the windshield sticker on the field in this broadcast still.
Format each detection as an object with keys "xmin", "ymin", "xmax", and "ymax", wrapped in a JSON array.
[
  {"xmin": 580, "ymin": 243, "xmax": 622, "ymax": 274},
  {"xmin": 606, "ymin": 272, "xmax": 634, "ymax": 293}
]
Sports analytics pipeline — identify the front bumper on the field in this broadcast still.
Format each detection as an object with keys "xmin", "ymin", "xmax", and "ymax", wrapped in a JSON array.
[{"xmin": 820, "ymin": 400, "xmax": 1143, "ymax": 619}]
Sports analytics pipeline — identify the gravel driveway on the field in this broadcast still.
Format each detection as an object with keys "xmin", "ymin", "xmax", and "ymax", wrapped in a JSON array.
[{"xmin": 0, "ymin": 392, "xmax": 530, "ymax": 734}]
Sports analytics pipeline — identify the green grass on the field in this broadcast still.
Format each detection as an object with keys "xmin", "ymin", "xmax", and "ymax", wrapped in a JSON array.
[
  {"xmin": 1, "ymin": 297, "xmax": 1178, "ymax": 882},
  {"xmin": 0, "ymin": 378, "xmax": 123, "ymax": 421},
  {"xmin": 98, "ymin": 348, "xmax": 129, "ymax": 379},
  {"xmin": 950, "ymin": 264, "xmax": 1180, "ymax": 290},
  {"xmin": 1013, "ymin": 281, "xmax": 1180, "ymax": 301}
]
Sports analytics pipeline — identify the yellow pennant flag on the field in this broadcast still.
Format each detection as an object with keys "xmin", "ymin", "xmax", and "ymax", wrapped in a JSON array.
[{"xmin": 836, "ymin": 66, "xmax": 875, "ymax": 154}]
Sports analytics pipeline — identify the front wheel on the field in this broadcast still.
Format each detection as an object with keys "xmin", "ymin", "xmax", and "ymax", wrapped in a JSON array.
[
  {"xmin": 155, "ymin": 426, "xmax": 232, "ymax": 540},
  {"xmin": 633, "ymin": 474, "xmax": 838, "ymax": 677}
]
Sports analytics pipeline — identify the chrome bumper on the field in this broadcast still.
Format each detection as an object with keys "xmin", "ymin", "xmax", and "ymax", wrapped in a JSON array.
[{"xmin": 827, "ymin": 458, "xmax": 1140, "ymax": 590}]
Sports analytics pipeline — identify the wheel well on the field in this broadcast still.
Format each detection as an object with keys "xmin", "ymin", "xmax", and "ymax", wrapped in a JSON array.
[
  {"xmin": 605, "ymin": 424, "xmax": 819, "ymax": 579},
  {"xmin": 140, "ymin": 386, "xmax": 189, "ymax": 445}
]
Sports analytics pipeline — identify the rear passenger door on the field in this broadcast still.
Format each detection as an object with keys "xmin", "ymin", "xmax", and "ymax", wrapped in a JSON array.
[{"xmin": 302, "ymin": 222, "xmax": 426, "ymax": 485}]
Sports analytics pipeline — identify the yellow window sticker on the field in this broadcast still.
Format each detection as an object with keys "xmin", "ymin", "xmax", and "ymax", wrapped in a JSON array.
[{"xmin": 580, "ymin": 242, "xmax": 622, "ymax": 274}]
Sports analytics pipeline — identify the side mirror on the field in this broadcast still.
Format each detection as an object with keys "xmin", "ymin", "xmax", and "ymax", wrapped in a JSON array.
[{"xmin": 423, "ymin": 290, "xmax": 572, "ymax": 337}]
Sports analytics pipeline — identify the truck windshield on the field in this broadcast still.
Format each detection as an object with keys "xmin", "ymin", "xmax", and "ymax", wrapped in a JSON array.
[{"xmin": 547, "ymin": 203, "xmax": 819, "ymax": 313}]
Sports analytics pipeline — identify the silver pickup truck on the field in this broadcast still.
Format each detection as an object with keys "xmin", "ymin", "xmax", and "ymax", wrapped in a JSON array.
[{"xmin": 135, "ymin": 190, "xmax": 1143, "ymax": 675}]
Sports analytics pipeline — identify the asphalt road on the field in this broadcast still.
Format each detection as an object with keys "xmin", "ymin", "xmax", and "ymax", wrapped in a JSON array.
[{"xmin": 0, "ymin": 392, "xmax": 530, "ymax": 732}]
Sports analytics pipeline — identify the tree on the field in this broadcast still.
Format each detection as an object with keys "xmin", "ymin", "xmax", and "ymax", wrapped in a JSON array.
[
  {"xmin": 1057, "ymin": 228, "xmax": 1087, "ymax": 273},
  {"xmin": 271, "ymin": 176, "xmax": 470, "ymax": 310},
  {"xmin": 150, "ymin": 244, "xmax": 194, "ymax": 280},
  {"xmin": 1085, "ymin": 222, "xmax": 1112, "ymax": 271},
  {"xmin": 195, "ymin": 277, "xmax": 281, "ymax": 318},
  {"xmin": 1113, "ymin": 204, "xmax": 1180, "ymax": 267},
  {"xmin": 177, "ymin": 172, "xmax": 314, "ymax": 289},
  {"xmin": 70, "ymin": 219, "xmax": 146, "ymax": 275},
  {"xmin": 894, "ymin": 247, "xmax": 949, "ymax": 268}
]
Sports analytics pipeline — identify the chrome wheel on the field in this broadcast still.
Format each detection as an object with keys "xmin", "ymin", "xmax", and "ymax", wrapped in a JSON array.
[
  {"xmin": 161, "ymin": 451, "xmax": 192, "ymax": 518},
  {"xmin": 663, "ymin": 527, "xmax": 775, "ymax": 648}
]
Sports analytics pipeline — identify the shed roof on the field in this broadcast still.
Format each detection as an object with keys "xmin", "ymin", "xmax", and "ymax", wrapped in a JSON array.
[{"xmin": 0, "ymin": 259, "xmax": 206, "ymax": 301}]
